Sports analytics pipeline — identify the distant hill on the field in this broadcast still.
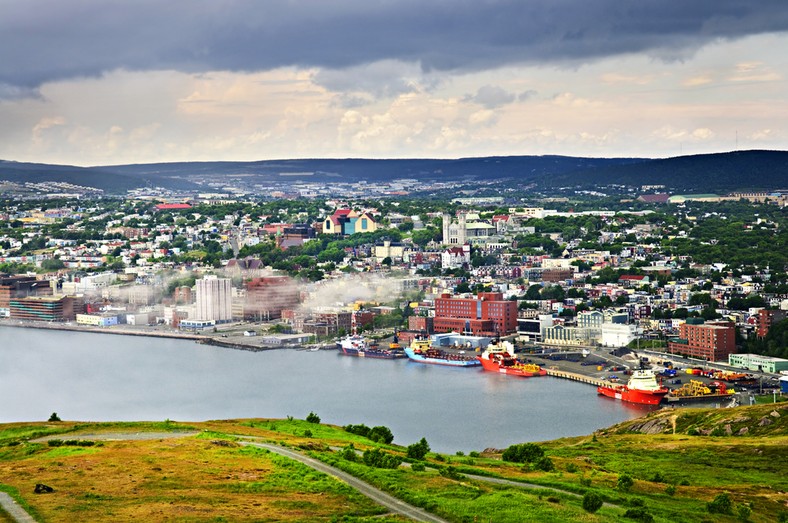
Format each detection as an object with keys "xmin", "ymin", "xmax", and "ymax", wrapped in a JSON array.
[
  {"xmin": 1, "ymin": 150, "xmax": 786, "ymax": 194},
  {"xmin": 91, "ymin": 155, "xmax": 643, "ymax": 184},
  {"xmin": 540, "ymin": 150, "xmax": 788, "ymax": 191},
  {"xmin": 0, "ymin": 160, "xmax": 201, "ymax": 193}
]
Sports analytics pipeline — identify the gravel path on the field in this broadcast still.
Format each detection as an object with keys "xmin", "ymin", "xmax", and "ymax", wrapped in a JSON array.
[
  {"xmin": 240, "ymin": 441, "xmax": 450, "ymax": 523},
  {"xmin": 0, "ymin": 493, "xmax": 36, "ymax": 523}
]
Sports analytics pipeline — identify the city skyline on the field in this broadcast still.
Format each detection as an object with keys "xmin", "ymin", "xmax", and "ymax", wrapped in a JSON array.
[{"xmin": 2, "ymin": 1, "xmax": 788, "ymax": 166}]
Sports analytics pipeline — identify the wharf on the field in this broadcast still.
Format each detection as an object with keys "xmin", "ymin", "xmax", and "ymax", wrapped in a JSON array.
[{"xmin": 545, "ymin": 368, "xmax": 614, "ymax": 388}]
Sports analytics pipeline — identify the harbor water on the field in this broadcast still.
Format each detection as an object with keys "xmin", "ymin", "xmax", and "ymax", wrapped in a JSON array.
[{"xmin": 0, "ymin": 326, "xmax": 649, "ymax": 453}]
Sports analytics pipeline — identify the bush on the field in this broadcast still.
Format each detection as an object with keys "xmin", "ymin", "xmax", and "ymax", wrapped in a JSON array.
[
  {"xmin": 737, "ymin": 504, "xmax": 751, "ymax": 522},
  {"xmin": 406, "ymin": 438, "xmax": 430, "ymax": 460},
  {"xmin": 411, "ymin": 462, "xmax": 426, "ymax": 472},
  {"xmin": 535, "ymin": 456, "xmax": 555, "ymax": 472},
  {"xmin": 624, "ymin": 507, "xmax": 654, "ymax": 522},
  {"xmin": 617, "ymin": 474, "xmax": 634, "ymax": 492},
  {"xmin": 665, "ymin": 484, "xmax": 677, "ymax": 496},
  {"xmin": 469, "ymin": 451, "xmax": 480, "ymax": 458},
  {"xmin": 338, "ymin": 444, "xmax": 358, "ymax": 462},
  {"xmin": 582, "ymin": 492, "xmax": 603, "ymax": 513},
  {"xmin": 707, "ymin": 493, "xmax": 733, "ymax": 515},
  {"xmin": 369, "ymin": 425, "xmax": 394, "ymax": 444},
  {"xmin": 343, "ymin": 423, "xmax": 394, "ymax": 444},
  {"xmin": 305, "ymin": 412, "xmax": 321, "ymax": 424},
  {"xmin": 48, "ymin": 412, "xmax": 61, "ymax": 422},
  {"xmin": 566, "ymin": 462, "xmax": 579, "ymax": 473},
  {"xmin": 362, "ymin": 448, "xmax": 402, "ymax": 469},
  {"xmin": 502, "ymin": 443, "xmax": 545, "ymax": 464},
  {"xmin": 303, "ymin": 429, "xmax": 313, "ymax": 438},
  {"xmin": 439, "ymin": 466, "xmax": 463, "ymax": 480},
  {"xmin": 650, "ymin": 471, "xmax": 665, "ymax": 483}
]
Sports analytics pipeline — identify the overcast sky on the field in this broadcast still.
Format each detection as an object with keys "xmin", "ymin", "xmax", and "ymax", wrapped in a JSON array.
[{"xmin": 2, "ymin": 0, "xmax": 787, "ymax": 166}]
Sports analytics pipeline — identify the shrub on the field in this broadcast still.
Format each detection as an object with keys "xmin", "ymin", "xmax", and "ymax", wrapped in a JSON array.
[
  {"xmin": 303, "ymin": 429, "xmax": 313, "ymax": 438},
  {"xmin": 624, "ymin": 507, "xmax": 655, "ymax": 522},
  {"xmin": 469, "ymin": 451, "xmax": 480, "ymax": 458},
  {"xmin": 406, "ymin": 438, "xmax": 430, "ymax": 460},
  {"xmin": 579, "ymin": 477, "xmax": 592, "ymax": 487},
  {"xmin": 737, "ymin": 504, "xmax": 751, "ymax": 522},
  {"xmin": 707, "ymin": 493, "xmax": 733, "ymax": 515},
  {"xmin": 369, "ymin": 425, "xmax": 394, "ymax": 444},
  {"xmin": 650, "ymin": 472, "xmax": 665, "ymax": 483},
  {"xmin": 48, "ymin": 412, "xmax": 61, "ymax": 422},
  {"xmin": 582, "ymin": 492, "xmax": 603, "ymax": 513},
  {"xmin": 665, "ymin": 484, "xmax": 677, "ymax": 496},
  {"xmin": 439, "ymin": 466, "xmax": 463, "ymax": 480},
  {"xmin": 362, "ymin": 448, "xmax": 402, "ymax": 469},
  {"xmin": 338, "ymin": 444, "xmax": 358, "ymax": 462},
  {"xmin": 535, "ymin": 456, "xmax": 555, "ymax": 472},
  {"xmin": 343, "ymin": 424, "xmax": 394, "ymax": 444},
  {"xmin": 502, "ymin": 443, "xmax": 544, "ymax": 464},
  {"xmin": 305, "ymin": 412, "xmax": 321, "ymax": 424},
  {"xmin": 566, "ymin": 462, "xmax": 579, "ymax": 473},
  {"xmin": 411, "ymin": 462, "xmax": 426, "ymax": 472},
  {"xmin": 617, "ymin": 474, "xmax": 634, "ymax": 492}
]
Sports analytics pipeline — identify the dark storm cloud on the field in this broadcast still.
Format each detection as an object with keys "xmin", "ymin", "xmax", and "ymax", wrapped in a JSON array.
[{"xmin": 2, "ymin": 0, "xmax": 788, "ymax": 90}]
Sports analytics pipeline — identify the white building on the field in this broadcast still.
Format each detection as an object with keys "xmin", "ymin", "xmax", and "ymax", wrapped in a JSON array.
[{"xmin": 195, "ymin": 275, "xmax": 233, "ymax": 322}]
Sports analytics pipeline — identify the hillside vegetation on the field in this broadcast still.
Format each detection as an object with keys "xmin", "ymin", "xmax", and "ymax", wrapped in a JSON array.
[{"xmin": 0, "ymin": 405, "xmax": 786, "ymax": 522}]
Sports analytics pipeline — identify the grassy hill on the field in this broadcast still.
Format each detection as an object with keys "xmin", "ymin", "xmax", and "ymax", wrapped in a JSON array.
[
  {"xmin": 541, "ymin": 150, "xmax": 788, "ymax": 191},
  {"xmin": 1, "ymin": 404, "xmax": 787, "ymax": 522}
]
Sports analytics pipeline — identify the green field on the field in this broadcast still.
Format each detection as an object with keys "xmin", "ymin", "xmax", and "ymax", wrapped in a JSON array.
[{"xmin": 0, "ymin": 405, "xmax": 786, "ymax": 522}]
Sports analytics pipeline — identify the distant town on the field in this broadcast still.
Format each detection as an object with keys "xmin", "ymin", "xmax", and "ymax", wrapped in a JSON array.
[{"xmin": 1, "ymin": 176, "xmax": 787, "ymax": 375}]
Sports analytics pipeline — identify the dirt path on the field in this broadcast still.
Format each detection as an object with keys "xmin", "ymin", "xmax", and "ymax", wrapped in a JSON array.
[{"xmin": 0, "ymin": 493, "xmax": 36, "ymax": 523}]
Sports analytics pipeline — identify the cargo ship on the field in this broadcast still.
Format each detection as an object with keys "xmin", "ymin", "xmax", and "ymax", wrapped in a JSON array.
[
  {"xmin": 477, "ymin": 340, "xmax": 546, "ymax": 377},
  {"xmin": 337, "ymin": 334, "xmax": 406, "ymax": 359},
  {"xmin": 665, "ymin": 380, "xmax": 735, "ymax": 404},
  {"xmin": 597, "ymin": 369, "xmax": 669, "ymax": 405},
  {"xmin": 404, "ymin": 335, "xmax": 482, "ymax": 367}
]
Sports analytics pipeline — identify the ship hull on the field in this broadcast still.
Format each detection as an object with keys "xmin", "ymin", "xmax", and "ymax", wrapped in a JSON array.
[
  {"xmin": 339, "ymin": 346, "xmax": 406, "ymax": 359},
  {"xmin": 404, "ymin": 347, "xmax": 481, "ymax": 367},
  {"xmin": 597, "ymin": 385, "xmax": 668, "ymax": 405},
  {"xmin": 478, "ymin": 357, "xmax": 546, "ymax": 377}
]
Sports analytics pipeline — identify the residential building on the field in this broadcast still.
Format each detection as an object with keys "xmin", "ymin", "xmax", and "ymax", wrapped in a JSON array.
[
  {"xmin": 195, "ymin": 275, "xmax": 232, "ymax": 322},
  {"xmin": 667, "ymin": 319, "xmax": 736, "ymax": 362},
  {"xmin": 244, "ymin": 276, "xmax": 299, "ymax": 321},
  {"xmin": 434, "ymin": 292, "xmax": 517, "ymax": 335},
  {"xmin": 757, "ymin": 309, "xmax": 787, "ymax": 338}
]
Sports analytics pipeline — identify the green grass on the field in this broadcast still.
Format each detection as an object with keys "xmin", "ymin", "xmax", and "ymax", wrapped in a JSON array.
[{"xmin": 1, "ymin": 407, "xmax": 786, "ymax": 522}]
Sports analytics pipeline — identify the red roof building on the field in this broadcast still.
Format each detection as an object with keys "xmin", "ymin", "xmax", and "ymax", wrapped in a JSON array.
[
  {"xmin": 154, "ymin": 203, "xmax": 192, "ymax": 211},
  {"xmin": 434, "ymin": 292, "xmax": 517, "ymax": 336}
]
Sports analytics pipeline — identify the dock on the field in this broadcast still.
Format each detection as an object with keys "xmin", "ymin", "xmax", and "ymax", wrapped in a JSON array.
[{"xmin": 545, "ymin": 368, "xmax": 614, "ymax": 388}]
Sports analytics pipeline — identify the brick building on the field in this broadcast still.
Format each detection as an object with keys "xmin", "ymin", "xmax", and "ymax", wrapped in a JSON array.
[
  {"xmin": 667, "ymin": 319, "xmax": 736, "ymax": 362},
  {"xmin": 756, "ymin": 309, "xmax": 787, "ymax": 338},
  {"xmin": 243, "ymin": 276, "xmax": 300, "ymax": 321},
  {"xmin": 433, "ymin": 292, "xmax": 517, "ymax": 336}
]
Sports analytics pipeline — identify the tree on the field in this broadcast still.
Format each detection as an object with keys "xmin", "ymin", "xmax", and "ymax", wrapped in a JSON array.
[
  {"xmin": 305, "ymin": 412, "xmax": 321, "ymax": 424},
  {"xmin": 582, "ymin": 492, "xmax": 603, "ymax": 513},
  {"xmin": 707, "ymin": 493, "xmax": 733, "ymax": 515},
  {"xmin": 502, "ymin": 443, "xmax": 544, "ymax": 463},
  {"xmin": 406, "ymin": 437, "xmax": 431, "ymax": 460},
  {"xmin": 525, "ymin": 284, "xmax": 542, "ymax": 300},
  {"xmin": 48, "ymin": 412, "xmax": 61, "ymax": 422},
  {"xmin": 617, "ymin": 474, "xmax": 634, "ymax": 492}
]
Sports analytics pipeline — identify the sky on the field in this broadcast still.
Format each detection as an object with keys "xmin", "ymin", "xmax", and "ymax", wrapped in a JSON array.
[{"xmin": 1, "ymin": 0, "xmax": 788, "ymax": 166}]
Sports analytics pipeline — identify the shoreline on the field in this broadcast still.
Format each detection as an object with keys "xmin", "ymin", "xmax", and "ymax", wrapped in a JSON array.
[
  {"xmin": 0, "ymin": 319, "xmax": 322, "ymax": 352},
  {"xmin": 0, "ymin": 318, "xmax": 206, "ymax": 341}
]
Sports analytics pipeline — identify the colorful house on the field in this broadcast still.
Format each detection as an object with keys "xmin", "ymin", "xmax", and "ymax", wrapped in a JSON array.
[{"xmin": 323, "ymin": 209, "xmax": 377, "ymax": 235}]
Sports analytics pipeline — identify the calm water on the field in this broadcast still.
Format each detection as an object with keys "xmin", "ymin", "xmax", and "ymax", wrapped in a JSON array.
[{"xmin": 0, "ymin": 326, "xmax": 649, "ymax": 452}]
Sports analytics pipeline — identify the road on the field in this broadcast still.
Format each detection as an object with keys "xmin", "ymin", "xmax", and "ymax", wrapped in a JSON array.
[{"xmin": 239, "ymin": 441, "xmax": 450, "ymax": 523}]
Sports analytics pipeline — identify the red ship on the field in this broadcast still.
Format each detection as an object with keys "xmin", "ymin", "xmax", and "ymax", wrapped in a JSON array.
[
  {"xmin": 477, "ymin": 341, "xmax": 547, "ymax": 377},
  {"xmin": 597, "ymin": 369, "xmax": 669, "ymax": 405}
]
